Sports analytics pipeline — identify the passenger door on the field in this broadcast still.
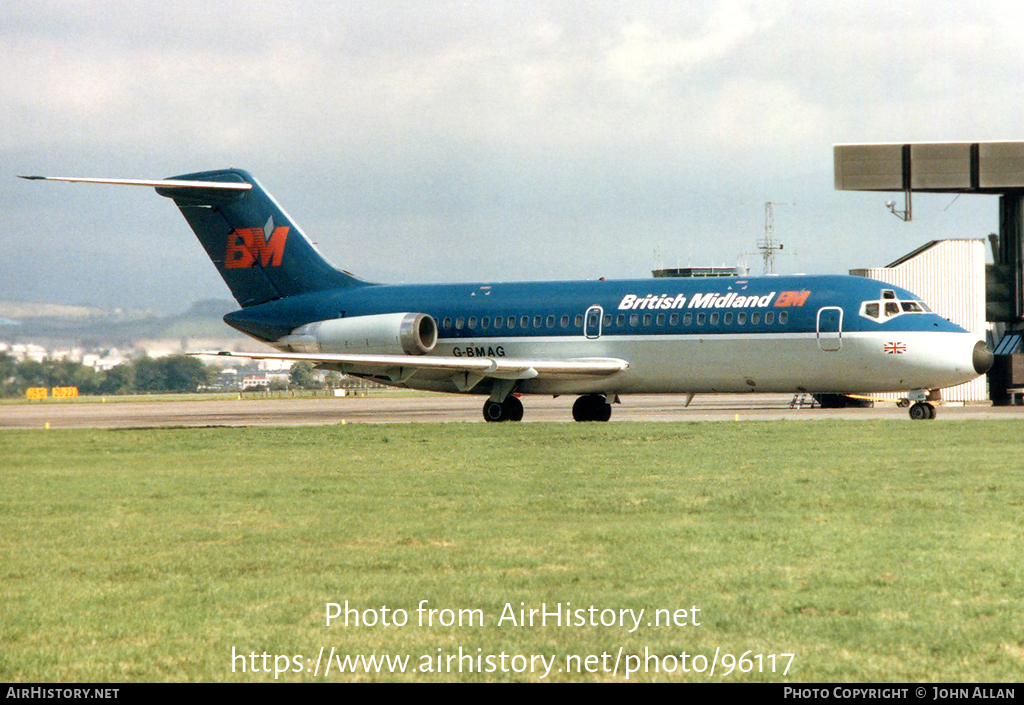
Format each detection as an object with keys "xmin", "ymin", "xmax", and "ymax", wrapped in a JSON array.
[
  {"xmin": 584, "ymin": 305, "xmax": 604, "ymax": 340},
  {"xmin": 816, "ymin": 306, "xmax": 843, "ymax": 352}
]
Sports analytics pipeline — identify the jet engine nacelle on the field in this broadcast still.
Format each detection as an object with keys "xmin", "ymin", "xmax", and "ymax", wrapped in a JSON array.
[{"xmin": 278, "ymin": 312, "xmax": 438, "ymax": 355}]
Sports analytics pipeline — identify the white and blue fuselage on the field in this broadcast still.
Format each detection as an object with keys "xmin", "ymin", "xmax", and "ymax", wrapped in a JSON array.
[{"xmin": 222, "ymin": 274, "xmax": 988, "ymax": 398}]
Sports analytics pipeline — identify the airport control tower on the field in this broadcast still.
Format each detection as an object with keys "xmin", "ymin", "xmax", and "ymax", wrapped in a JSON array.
[{"xmin": 835, "ymin": 142, "xmax": 1024, "ymax": 404}]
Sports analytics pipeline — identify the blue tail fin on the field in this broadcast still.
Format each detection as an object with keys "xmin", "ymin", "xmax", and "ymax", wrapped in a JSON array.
[{"xmin": 157, "ymin": 169, "xmax": 369, "ymax": 307}]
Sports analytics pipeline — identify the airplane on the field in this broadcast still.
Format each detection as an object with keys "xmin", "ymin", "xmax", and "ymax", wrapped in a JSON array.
[{"xmin": 21, "ymin": 169, "xmax": 993, "ymax": 421}]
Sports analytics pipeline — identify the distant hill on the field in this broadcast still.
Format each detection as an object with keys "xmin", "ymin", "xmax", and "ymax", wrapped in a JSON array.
[
  {"xmin": 0, "ymin": 302, "xmax": 143, "ymax": 319},
  {"xmin": 0, "ymin": 299, "xmax": 250, "ymax": 347}
]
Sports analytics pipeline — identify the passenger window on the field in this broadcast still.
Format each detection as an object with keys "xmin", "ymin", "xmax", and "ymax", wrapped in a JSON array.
[
  {"xmin": 656, "ymin": 313, "xmax": 665, "ymax": 326},
  {"xmin": 507, "ymin": 316, "xmax": 516, "ymax": 329},
  {"xmin": 455, "ymin": 317, "xmax": 465, "ymax": 330},
  {"xmin": 574, "ymin": 314, "xmax": 583, "ymax": 327},
  {"xmin": 468, "ymin": 317, "xmax": 477, "ymax": 329},
  {"xmin": 629, "ymin": 314, "xmax": 639, "ymax": 326},
  {"xmin": 683, "ymin": 313, "xmax": 693, "ymax": 325},
  {"xmin": 710, "ymin": 313, "xmax": 719, "ymax": 325},
  {"xmin": 779, "ymin": 311, "xmax": 788, "ymax": 324},
  {"xmin": 765, "ymin": 311, "xmax": 774, "ymax": 324},
  {"xmin": 723, "ymin": 312, "xmax": 733, "ymax": 325},
  {"xmin": 696, "ymin": 313, "xmax": 706, "ymax": 325},
  {"xmin": 560, "ymin": 315, "xmax": 569, "ymax": 328},
  {"xmin": 533, "ymin": 315, "xmax": 542, "ymax": 328},
  {"xmin": 737, "ymin": 312, "xmax": 746, "ymax": 325},
  {"xmin": 494, "ymin": 316, "xmax": 503, "ymax": 329},
  {"xmin": 481, "ymin": 317, "xmax": 489, "ymax": 329},
  {"xmin": 669, "ymin": 313, "xmax": 679, "ymax": 326},
  {"xmin": 642, "ymin": 314, "xmax": 652, "ymax": 326},
  {"xmin": 603, "ymin": 314, "xmax": 612, "ymax": 326},
  {"xmin": 616, "ymin": 314, "xmax": 625, "ymax": 326},
  {"xmin": 750, "ymin": 312, "xmax": 760, "ymax": 325},
  {"xmin": 443, "ymin": 317, "xmax": 452, "ymax": 329},
  {"xmin": 521, "ymin": 316, "xmax": 529, "ymax": 328},
  {"xmin": 546, "ymin": 315, "xmax": 555, "ymax": 328}
]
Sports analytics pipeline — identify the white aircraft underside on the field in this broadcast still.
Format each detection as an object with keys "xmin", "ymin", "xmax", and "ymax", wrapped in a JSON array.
[{"xmin": 229, "ymin": 328, "xmax": 981, "ymax": 397}]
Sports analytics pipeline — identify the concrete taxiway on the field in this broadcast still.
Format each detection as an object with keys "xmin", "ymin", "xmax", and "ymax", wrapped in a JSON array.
[{"xmin": 0, "ymin": 394, "xmax": 1019, "ymax": 429}]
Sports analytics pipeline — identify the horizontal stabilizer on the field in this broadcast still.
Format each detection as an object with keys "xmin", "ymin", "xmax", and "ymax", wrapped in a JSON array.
[{"xmin": 18, "ymin": 175, "xmax": 251, "ymax": 191}]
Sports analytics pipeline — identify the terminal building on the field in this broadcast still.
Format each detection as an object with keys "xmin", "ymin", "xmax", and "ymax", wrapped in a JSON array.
[{"xmin": 652, "ymin": 266, "xmax": 748, "ymax": 279}]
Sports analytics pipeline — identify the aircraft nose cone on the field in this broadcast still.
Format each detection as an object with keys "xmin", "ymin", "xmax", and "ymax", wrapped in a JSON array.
[{"xmin": 973, "ymin": 340, "xmax": 994, "ymax": 375}]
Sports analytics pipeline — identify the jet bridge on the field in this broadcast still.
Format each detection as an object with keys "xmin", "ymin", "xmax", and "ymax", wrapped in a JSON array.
[{"xmin": 835, "ymin": 142, "xmax": 1024, "ymax": 403}]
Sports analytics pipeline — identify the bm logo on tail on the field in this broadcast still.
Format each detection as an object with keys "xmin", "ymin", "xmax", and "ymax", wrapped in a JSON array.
[{"xmin": 225, "ymin": 219, "xmax": 288, "ymax": 269}]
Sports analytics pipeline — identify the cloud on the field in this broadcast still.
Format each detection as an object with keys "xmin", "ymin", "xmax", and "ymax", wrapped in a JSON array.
[
  {"xmin": 604, "ymin": 3, "xmax": 764, "ymax": 86},
  {"xmin": 1, "ymin": 1, "xmax": 1019, "ymax": 309}
]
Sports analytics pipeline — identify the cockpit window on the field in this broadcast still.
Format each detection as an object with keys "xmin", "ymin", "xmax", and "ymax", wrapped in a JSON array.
[
  {"xmin": 882, "ymin": 290, "xmax": 896, "ymax": 300},
  {"xmin": 860, "ymin": 296, "xmax": 933, "ymax": 323}
]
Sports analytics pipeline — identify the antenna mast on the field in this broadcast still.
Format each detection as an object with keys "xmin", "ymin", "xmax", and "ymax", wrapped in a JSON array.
[{"xmin": 757, "ymin": 202, "xmax": 787, "ymax": 274}]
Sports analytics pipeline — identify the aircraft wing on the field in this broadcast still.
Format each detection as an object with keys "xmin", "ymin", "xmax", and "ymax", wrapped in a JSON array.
[{"xmin": 194, "ymin": 350, "xmax": 629, "ymax": 390}]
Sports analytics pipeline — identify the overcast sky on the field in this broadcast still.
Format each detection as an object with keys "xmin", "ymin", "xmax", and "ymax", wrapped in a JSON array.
[{"xmin": 2, "ymin": 1, "xmax": 1020, "ymax": 311}]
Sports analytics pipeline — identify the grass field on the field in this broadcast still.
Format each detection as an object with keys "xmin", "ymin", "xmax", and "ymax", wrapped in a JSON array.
[{"xmin": 2, "ymin": 421, "xmax": 1022, "ymax": 682}]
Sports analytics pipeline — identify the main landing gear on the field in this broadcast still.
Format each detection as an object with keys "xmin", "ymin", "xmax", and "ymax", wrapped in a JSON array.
[
  {"xmin": 481, "ymin": 391, "xmax": 616, "ymax": 422},
  {"xmin": 572, "ymin": 394, "xmax": 612, "ymax": 422},
  {"xmin": 482, "ymin": 395, "xmax": 523, "ymax": 422}
]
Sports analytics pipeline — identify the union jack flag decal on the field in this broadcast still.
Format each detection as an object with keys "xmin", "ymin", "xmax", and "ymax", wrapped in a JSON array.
[{"xmin": 884, "ymin": 342, "xmax": 907, "ymax": 354}]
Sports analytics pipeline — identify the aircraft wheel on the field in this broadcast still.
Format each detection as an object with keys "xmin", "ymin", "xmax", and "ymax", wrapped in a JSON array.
[
  {"xmin": 503, "ymin": 395, "xmax": 524, "ymax": 422},
  {"xmin": 572, "ymin": 395, "xmax": 612, "ymax": 422},
  {"xmin": 483, "ymin": 399, "xmax": 507, "ymax": 422},
  {"xmin": 484, "ymin": 396, "xmax": 523, "ymax": 422},
  {"xmin": 909, "ymin": 402, "xmax": 935, "ymax": 421},
  {"xmin": 572, "ymin": 395, "xmax": 593, "ymax": 421}
]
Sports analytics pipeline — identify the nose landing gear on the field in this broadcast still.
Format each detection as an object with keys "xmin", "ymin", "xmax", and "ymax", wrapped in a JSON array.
[
  {"xmin": 908, "ymin": 401, "xmax": 936, "ymax": 420},
  {"xmin": 905, "ymin": 389, "xmax": 938, "ymax": 420}
]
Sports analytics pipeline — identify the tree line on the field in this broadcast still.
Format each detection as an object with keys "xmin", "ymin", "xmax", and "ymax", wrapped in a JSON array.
[{"xmin": 0, "ymin": 354, "xmax": 217, "ymax": 398}]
